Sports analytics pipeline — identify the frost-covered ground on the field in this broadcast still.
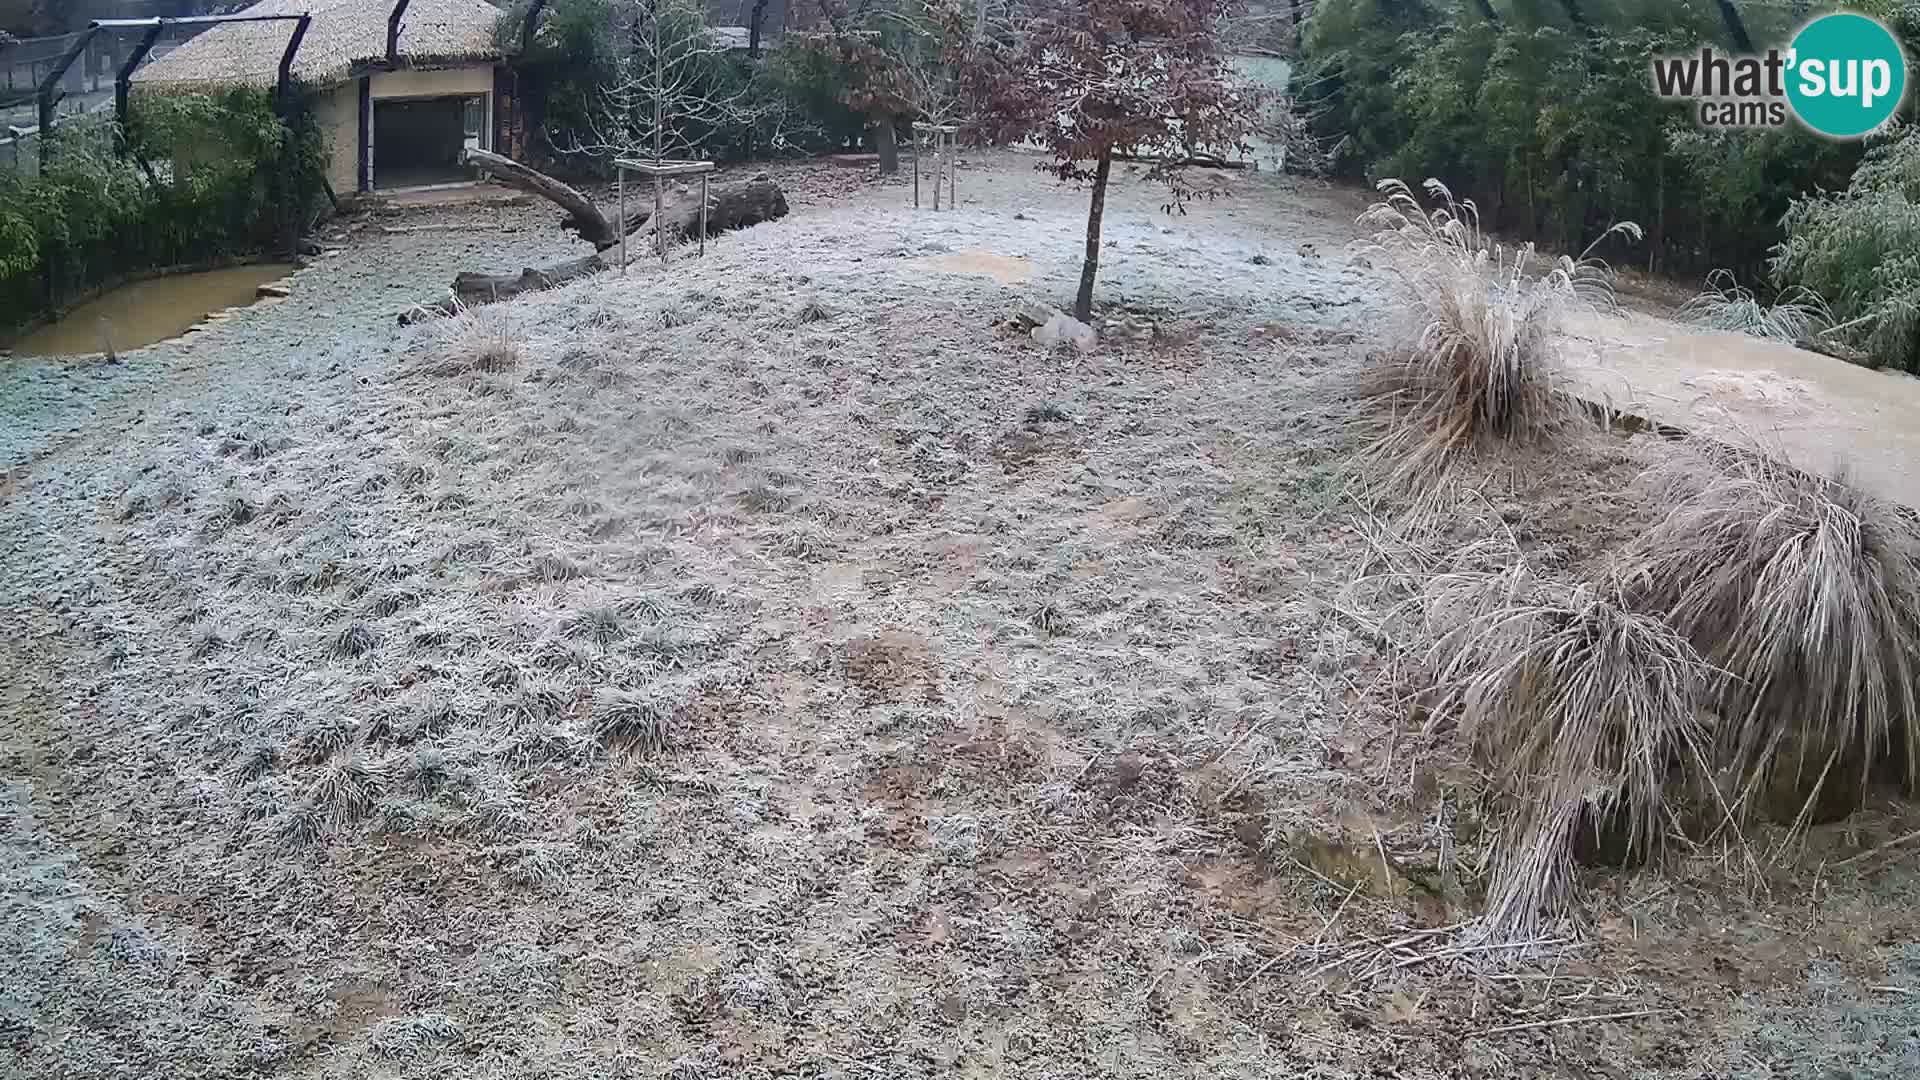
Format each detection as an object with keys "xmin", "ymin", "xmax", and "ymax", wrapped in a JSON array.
[{"xmin": 2, "ymin": 152, "xmax": 1916, "ymax": 1079}]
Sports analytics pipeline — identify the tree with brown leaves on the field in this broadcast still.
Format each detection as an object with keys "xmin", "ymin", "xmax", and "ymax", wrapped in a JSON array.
[
  {"xmin": 966, "ymin": 0, "xmax": 1262, "ymax": 320},
  {"xmin": 801, "ymin": 0, "xmax": 962, "ymax": 175}
]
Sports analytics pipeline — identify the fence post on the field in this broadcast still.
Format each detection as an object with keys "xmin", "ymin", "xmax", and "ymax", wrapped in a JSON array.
[
  {"xmin": 117, "ymin": 24, "xmax": 165, "ymax": 150},
  {"xmin": 36, "ymin": 28, "xmax": 98, "ymax": 170},
  {"xmin": 278, "ymin": 16, "xmax": 311, "ymax": 107}
]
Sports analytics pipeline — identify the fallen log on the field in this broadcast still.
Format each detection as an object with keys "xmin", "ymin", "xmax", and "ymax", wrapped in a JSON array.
[
  {"xmin": 462, "ymin": 147, "xmax": 790, "ymax": 249},
  {"xmin": 463, "ymin": 147, "xmax": 623, "ymax": 248},
  {"xmin": 623, "ymin": 177, "xmax": 791, "ymax": 253},
  {"xmin": 1113, "ymin": 151, "xmax": 1255, "ymax": 170},
  {"xmin": 401, "ymin": 151, "xmax": 791, "ymax": 322},
  {"xmin": 399, "ymin": 252, "xmax": 606, "ymax": 324}
]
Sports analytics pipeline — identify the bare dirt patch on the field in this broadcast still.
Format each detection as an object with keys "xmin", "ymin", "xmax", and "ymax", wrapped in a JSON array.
[{"xmin": 917, "ymin": 250, "xmax": 1037, "ymax": 285}]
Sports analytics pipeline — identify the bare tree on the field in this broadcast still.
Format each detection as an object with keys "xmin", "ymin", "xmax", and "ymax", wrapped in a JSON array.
[{"xmin": 569, "ymin": 0, "xmax": 760, "ymax": 166}]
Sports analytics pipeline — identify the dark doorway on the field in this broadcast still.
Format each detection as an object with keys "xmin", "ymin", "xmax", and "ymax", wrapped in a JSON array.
[{"xmin": 372, "ymin": 96, "xmax": 473, "ymax": 190}]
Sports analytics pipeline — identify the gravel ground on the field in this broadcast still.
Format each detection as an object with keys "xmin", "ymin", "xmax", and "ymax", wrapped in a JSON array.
[{"xmin": 2, "ymin": 152, "xmax": 1916, "ymax": 1080}]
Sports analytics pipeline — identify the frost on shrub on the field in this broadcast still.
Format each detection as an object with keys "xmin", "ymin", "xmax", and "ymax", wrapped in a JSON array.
[{"xmin": 1773, "ymin": 127, "xmax": 1920, "ymax": 372}]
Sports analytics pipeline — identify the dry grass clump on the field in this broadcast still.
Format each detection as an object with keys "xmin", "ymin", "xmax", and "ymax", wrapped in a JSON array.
[
  {"xmin": 1424, "ymin": 557, "xmax": 1713, "ymax": 942},
  {"xmin": 329, "ymin": 623, "xmax": 378, "ymax": 659},
  {"xmin": 307, "ymin": 755, "xmax": 382, "ymax": 832},
  {"xmin": 1351, "ymin": 179, "xmax": 1640, "ymax": 491},
  {"xmin": 418, "ymin": 307, "xmax": 523, "ymax": 376},
  {"xmin": 1679, "ymin": 269, "xmax": 1832, "ymax": 342},
  {"xmin": 590, "ymin": 687, "xmax": 673, "ymax": 752},
  {"xmin": 564, "ymin": 606, "xmax": 628, "ymax": 645},
  {"xmin": 1621, "ymin": 443, "xmax": 1920, "ymax": 826},
  {"xmin": 365, "ymin": 1013, "xmax": 463, "ymax": 1061}
]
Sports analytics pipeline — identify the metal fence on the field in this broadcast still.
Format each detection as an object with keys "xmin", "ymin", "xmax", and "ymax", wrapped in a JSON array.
[
  {"xmin": 1, "ymin": 30, "xmax": 115, "ymax": 173},
  {"xmin": 0, "ymin": 24, "xmax": 214, "ymax": 175},
  {"xmin": 0, "ymin": 125, "xmax": 39, "ymax": 178}
]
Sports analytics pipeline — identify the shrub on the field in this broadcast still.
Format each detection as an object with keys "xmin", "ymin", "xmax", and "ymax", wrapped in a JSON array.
[
  {"xmin": 1621, "ymin": 443, "xmax": 1920, "ymax": 829},
  {"xmin": 1298, "ymin": 0, "xmax": 1861, "ymax": 280},
  {"xmin": 1773, "ymin": 127, "xmax": 1920, "ymax": 372},
  {"xmin": 0, "ymin": 87, "xmax": 325, "ymax": 333},
  {"xmin": 1349, "ymin": 177, "xmax": 1637, "ymax": 491},
  {"xmin": 1424, "ymin": 557, "xmax": 1713, "ymax": 943},
  {"xmin": 1680, "ymin": 269, "xmax": 1832, "ymax": 343}
]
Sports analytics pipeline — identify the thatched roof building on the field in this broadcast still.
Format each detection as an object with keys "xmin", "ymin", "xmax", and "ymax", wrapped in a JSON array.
[{"xmin": 133, "ymin": 0, "xmax": 503, "ymax": 89}]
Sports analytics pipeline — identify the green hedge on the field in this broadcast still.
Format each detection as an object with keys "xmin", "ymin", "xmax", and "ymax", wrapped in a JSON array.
[
  {"xmin": 1295, "ymin": 1, "xmax": 1869, "ymax": 281},
  {"xmin": 0, "ymin": 86, "xmax": 326, "ymax": 334}
]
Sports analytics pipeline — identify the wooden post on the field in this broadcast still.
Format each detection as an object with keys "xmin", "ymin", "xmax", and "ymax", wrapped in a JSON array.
[{"xmin": 611, "ymin": 157, "xmax": 717, "ymax": 261}]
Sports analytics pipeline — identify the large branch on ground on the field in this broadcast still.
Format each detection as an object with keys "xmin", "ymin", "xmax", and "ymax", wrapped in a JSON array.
[
  {"xmin": 1113, "ymin": 150, "xmax": 1254, "ymax": 170},
  {"xmin": 634, "ymin": 178, "xmax": 791, "ymax": 247},
  {"xmin": 399, "ymin": 252, "xmax": 606, "ymax": 324},
  {"xmin": 462, "ymin": 147, "xmax": 790, "ymax": 250},
  {"xmin": 462, "ymin": 147, "xmax": 624, "ymax": 248},
  {"xmin": 400, "ymin": 151, "xmax": 792, "ymax": 322}
]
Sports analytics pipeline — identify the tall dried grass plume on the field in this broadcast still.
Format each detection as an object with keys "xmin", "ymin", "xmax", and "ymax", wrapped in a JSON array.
[
  {"xmin": 1621, "ymin": 442, "xmax": 1920, "ymax": 829},
  {"xmin": 1351, "ymin": 178, "xmax": 1641, "ymax": 492},
  {"xmin": 1423, "ymin": 556, "xmax": 1713, "ymax": 943}
]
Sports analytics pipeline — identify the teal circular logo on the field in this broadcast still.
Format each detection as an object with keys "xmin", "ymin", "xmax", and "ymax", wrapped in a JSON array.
[{"xmin": 1786, "ymin": 13, "xmax": 1907, "ymax": 138}]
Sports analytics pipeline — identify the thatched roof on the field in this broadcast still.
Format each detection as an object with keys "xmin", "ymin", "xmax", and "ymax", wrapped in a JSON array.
[{"xmin": 133, "ymin": 0, "xmax": 503, "ymax": 91}]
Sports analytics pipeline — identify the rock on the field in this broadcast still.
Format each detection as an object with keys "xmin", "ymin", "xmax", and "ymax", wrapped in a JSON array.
[
  {"xmin": 1250, "ymin": 253, "xmax": 1272, "ymax": 266},
  {"xmin": 1032, "ymin": 313, "xmax": 1097, "ymax": 353},
  {"xmin": 1298, "ymin": 242, "xmax": 1320, "ymax": 259},
  {"xmin": 256, "ymin": 283, "xmax": 291, "ymax": 299},
  {"xmin": 1011, "ymin": 298, "xmax": 1059, "ymax": 328},
  {"xmin": 297, "ymin": 238, "xmax": 323, "ymax": 256}
]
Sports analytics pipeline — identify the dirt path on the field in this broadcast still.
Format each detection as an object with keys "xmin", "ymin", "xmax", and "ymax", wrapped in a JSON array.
[
  {"xmin": 1218, "ymin": 174, "xmax": 1920, "ymax": 509},
  {"xmin": 1564, "ymin": 310, "xmax": 1920, "ymax": 506}
]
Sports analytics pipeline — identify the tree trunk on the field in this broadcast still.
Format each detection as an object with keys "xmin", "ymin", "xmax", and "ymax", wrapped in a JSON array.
[
  {"xmin": 1714, "ymin": 0, "xmax": 1754, "ymax": 53},
  {"xmin": 749, "ymin": 0, "xmax": 770, "ymax": 57},
  {"xmin": 1555, "ymin": 0, "xmax": 1590, "ymax": 34},
  {"xmin": 874, "ymin": 116, "xmax": 898, "ymax": 176},
  {"xmin": 462, "ymin": 147, "xmax": 788, "ymax": 250},
  {"xmin": 1075, "ymin": 148, "xmax": 1113, "ymax": 323},
  {"xmin": 406, "ymin": 152, "xmax": 790, "ymax": 321},
  {"xmin": 973, "ymin": 0, "xmax": 989, "ymax": 41},
  {"xmin": 1469, "ymin": 0, "xmax": 1499, "ymax": 24},
  {"xmin": 400, "ymin": 252, "xmax": 608, "ymax": 323}
]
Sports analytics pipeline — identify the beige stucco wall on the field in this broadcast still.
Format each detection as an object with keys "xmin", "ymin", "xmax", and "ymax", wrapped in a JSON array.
[
  {"xmin": 310, "ymin": 66, "xmax": 496, "ymax": 194},
  {"xmin": 371, "ymin": 65, "xmax": 494, "ymax": 100},
  {"xmin": 313, "ymin": 82, "xmax": 358, "ymax": 195}
]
